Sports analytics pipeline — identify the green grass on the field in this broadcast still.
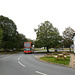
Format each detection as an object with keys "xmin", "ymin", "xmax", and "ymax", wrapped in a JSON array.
[
  {"xmin": 40, "ymin": 56, "xmax": 70, "ymax": 66},
  {"xmin": 0, "ymin": 52, "xmax": 18, "ymax": 54},
  {"xmin": 34, "ymin": 48, "xmax": 55, "ymax": 51},
  {"xmin": 34, "ymin": 48, "xmax": 73, "ymax": 51},
  {"xmin": 0, "ymin": 50, "xmax": 23, "ymax": 54},
  {"xmin": 64, "ymin": 48, "xmax": 73, "ymax": 50}
]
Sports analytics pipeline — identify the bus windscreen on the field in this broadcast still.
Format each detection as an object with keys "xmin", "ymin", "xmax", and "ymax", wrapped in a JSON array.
[{"xmin": 24, "ymin": 48, "xmax": 30, "ymax": 51}]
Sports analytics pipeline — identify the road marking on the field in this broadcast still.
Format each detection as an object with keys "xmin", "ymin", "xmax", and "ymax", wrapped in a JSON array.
[
  {"xmin": 18, "ymin": 56, "xmax": 21, "ymax": 60},
  {"xmin": 18, "ymin": 57, "xmax": 20, "ymax": 60},
  {"xmin": 18, "ymin": 61, "xmax": 26, "ymax": 67},
  {"xmin": 36, "ymin": 71, "xmax": 47, "ymax": 75},
  {"xmin": 18, "ymin": 55, "xmax": 26, "ymax": 67}
]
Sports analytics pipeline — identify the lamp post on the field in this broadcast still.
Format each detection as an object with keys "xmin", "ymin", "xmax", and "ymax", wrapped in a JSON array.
[{"xmin": 73, "ymin": 33, "xmax": 75, "ymax": 53}]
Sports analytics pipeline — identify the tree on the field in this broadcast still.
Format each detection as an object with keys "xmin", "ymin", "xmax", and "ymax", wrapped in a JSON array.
[
  {"xmin": 34, "ymin": 40, "xmax": 42, "ymax": 48},
  {"xmin": 27, "ymin": 38, "xmax": 34, "ymax": 45},
  {"xmin": 17, "ymin": 33, "xmax": 27, "ymax": 49},
  {"xmin": 63, "ymin": 27, "xmax": 75, "ymax": 51},
  {"xmin": 0, "ymin": 27, "xmax": 3, "ymax": 49},
  {"xmin": 35, "ymin": 21, "xmax": 62, "ymax": 52},
  {"xmin": 0, "ymin": 15, "xmax": 27, "ymax": 51},
  {"xmin": 0, "ymin": 15, "xmax": 18, "ymax": 51},
  {"xmin": 0, "ymin": 27, "xmax": 3, "ymax": 42}
]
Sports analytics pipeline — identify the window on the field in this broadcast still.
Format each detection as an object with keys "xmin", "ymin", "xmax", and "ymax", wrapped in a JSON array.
[
  {"xmin": 24, "ymin": 43, "xmax": 30, "ymax": 47},
  {"xmin": 24, "ymin": 48, "xmax": 30, "ymax": 51}
]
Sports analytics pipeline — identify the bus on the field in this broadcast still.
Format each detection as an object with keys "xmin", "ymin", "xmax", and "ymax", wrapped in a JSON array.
[{"xmin": 24, "ymin": 42, "xmax": 33, "ymax": 53}]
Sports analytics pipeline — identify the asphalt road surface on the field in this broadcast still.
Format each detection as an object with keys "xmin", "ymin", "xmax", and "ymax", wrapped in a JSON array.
[{"xmin": 0, "ymin": 53, "xmax": 75, "ymax": 75}]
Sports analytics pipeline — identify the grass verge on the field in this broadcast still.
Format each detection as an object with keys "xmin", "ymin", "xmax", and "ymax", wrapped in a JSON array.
[
  {"xmin": 40, "ymin": 56, "xmax": 70, "ymax": 66},
  {"xmin": 0, "ymin": 50, "xmax": 23, "ymax": 54}
]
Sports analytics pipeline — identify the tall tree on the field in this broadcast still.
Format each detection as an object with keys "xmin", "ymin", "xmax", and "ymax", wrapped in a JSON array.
[
  {"xmin": 35, "ymin": 21, "xmax": 62, "ymax": 52},
  {"xmin": 27, "ymin": 38, "xmax": 34, "ymax": 45},
  {"xmin": 0, "ymin": 15, "xmax": 17, "ymax": 51},
  {"xmin": 17, "ymin": 33, "xmax": 27, "ymax": 49},
  {"xmin": 0, "ymin": 27, "xmax": 3, "ymax": 42},
  {"xmin": 63, "ymin": 27, "xmax": 75, "ymax": 51}
]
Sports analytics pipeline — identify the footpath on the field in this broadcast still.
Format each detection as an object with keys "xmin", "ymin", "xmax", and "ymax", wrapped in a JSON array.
[{"xmin": 70, "ymin": 54, "xmax": 75, "ymax": 68}]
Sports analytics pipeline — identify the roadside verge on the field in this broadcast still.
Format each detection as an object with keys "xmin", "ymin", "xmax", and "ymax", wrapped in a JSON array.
[{"xmin": 33, "ymin": 53, "xmax": 71, "ymax": 68}]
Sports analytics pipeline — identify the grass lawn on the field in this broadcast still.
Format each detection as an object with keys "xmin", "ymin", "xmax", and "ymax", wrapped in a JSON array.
[
  {"xmin": 0, "ymin": 52, "xmax": 18, "ymax": 54},
  {"xmin": 0, "ymin": 50, "xmax": 23, "ymax": 54},
  {"xmin": 40, "ymin": 56, "xmax": 70, "ymax": 66},
  {"xmin": 34, "ymin": 48, "xmax": 73, "ymax": 51}
]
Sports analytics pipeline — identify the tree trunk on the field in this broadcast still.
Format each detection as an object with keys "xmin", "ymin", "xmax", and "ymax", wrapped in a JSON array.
[{"xmin": 47, "ymin": 47, "xmax": 49, "ymax": 52}]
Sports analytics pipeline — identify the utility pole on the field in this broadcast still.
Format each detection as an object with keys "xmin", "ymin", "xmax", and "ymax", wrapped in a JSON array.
[{"xmin": 73, "ymin": 33, "xmax": 75, "ymax": 53}]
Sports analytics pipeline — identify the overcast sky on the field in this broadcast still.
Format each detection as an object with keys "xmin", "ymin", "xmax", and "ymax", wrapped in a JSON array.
[{"xmin": 0, "ymin": 0, "xmax": 75, "ymax": 40}]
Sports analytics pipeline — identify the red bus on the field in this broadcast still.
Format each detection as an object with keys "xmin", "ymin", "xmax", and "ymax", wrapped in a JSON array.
[{"xmin": 24, "ymin": 42, "xmax": 32, "ymax": 53}]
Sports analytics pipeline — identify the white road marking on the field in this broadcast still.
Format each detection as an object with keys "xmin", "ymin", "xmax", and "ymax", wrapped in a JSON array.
[
  {"xmin": 18, "ymin": 56, "xmax": 21, "ymax": 60},
  {"xmin": 18, "ymin": 58, "xmax": 20, "ymax": 60},
  {"xmin": 36, "ymin": 71, "xmax": 47, "ymax": 75},
  {"xmin": 18, "ymin": 55, "xmax": 26, "ymax": 67},
  {"xmin": 18, "ymin": 61, "xmax": 26, "ymax": 67}
]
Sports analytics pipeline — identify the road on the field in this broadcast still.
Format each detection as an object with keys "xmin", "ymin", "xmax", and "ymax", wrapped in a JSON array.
[{"xmin": 0, "ymin": 52, "xmax": 75, "ymax": 75}]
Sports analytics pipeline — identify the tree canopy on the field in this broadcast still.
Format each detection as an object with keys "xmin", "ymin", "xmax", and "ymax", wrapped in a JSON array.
[
  {"xmin": 0, "ymin": 15, "xmax": 27, "ymax": 51},
  {"xmin": 63, "ymin": 27, "xmax": 75, "ymax": 51},
  {"xmin": 35, "ymin": 21, "xmax": 62, "ymax": 52},
  {"xmin": 0, "ymin": 15, "xmax": 17, "ymax": 49},
  {"xmin": 0, "ymin": 27, "xmax": 3, "ymax": 42}
]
